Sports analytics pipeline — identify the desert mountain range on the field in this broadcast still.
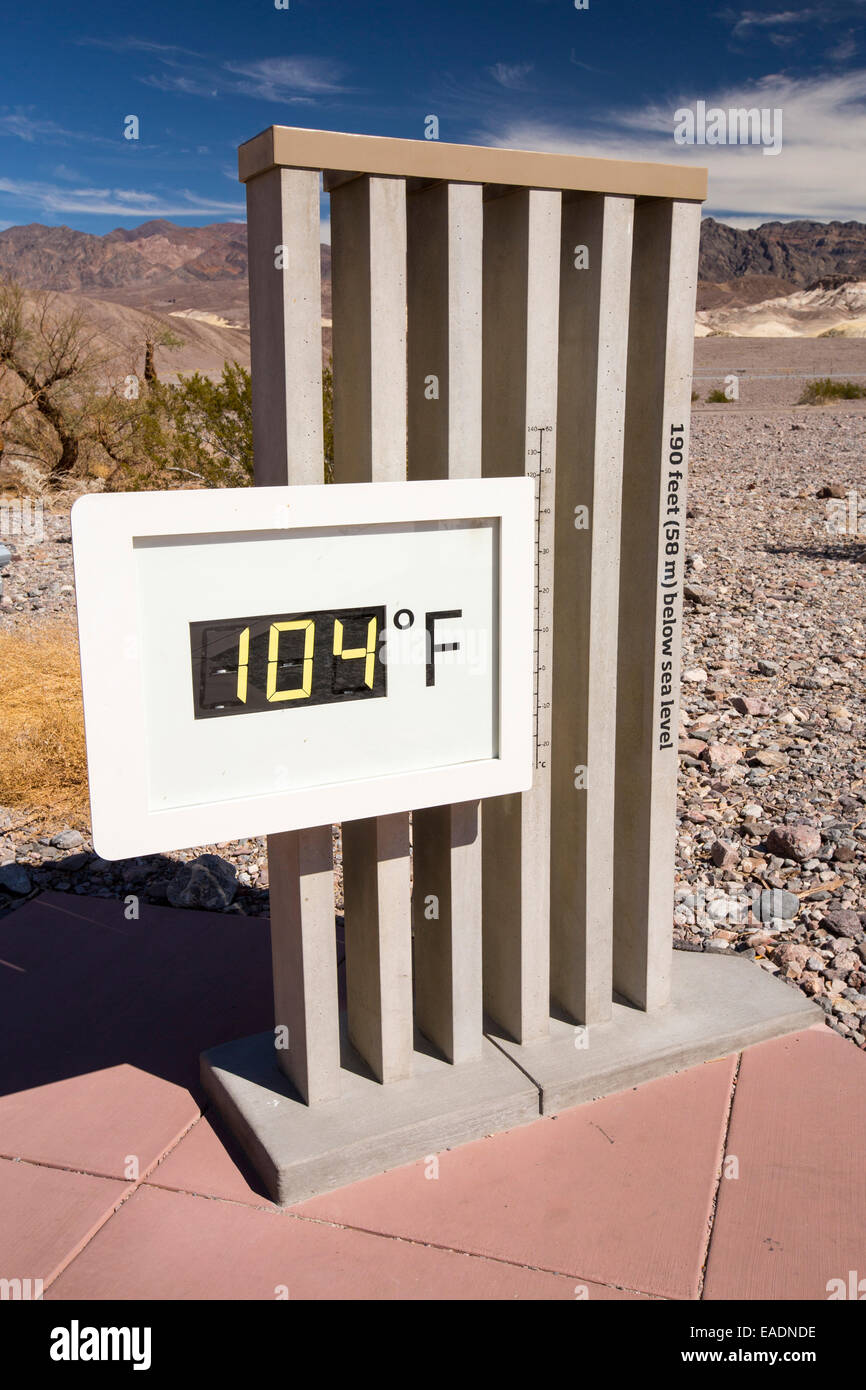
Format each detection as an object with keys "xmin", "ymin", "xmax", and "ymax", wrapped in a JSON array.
[{"xmin": 1, "ymin": 217, "xmax": 864, "ymax": 370}]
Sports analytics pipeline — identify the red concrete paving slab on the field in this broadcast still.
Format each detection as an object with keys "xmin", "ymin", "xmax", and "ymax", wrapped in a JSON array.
[
  {"xmin": 0, "ymin": 1157, "xmax": 133, "ymax": 1288},
  {"xmin": 0, "ymin": 892, "xmax": 273, "ymax": 1101},
  {"xmin": 0, "ymin": 1064, "xmax": 198, "ymax": 1180},
  {"xmin": 704, "ymin": 1028, "xmax": 866, "ymax": 1301},
  {"xmin": 146, "ymin": 1112, "xmax": 279, "ymax": 1208},
  {"xmin": 46, "ymin": 1185, "xmax": 645, "ymax": 1300},
  {"xmin": 293, "ymin": 1056, "xmax": 737, "ymax": 1299}
]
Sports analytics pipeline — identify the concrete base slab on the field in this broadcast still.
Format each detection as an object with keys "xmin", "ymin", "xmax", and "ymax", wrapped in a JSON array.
[
  {"xmin": 487, "ymin": 951, "xmax": 823, "ymax": 1115},
  {"xmin": 201, "ymin": 1028, "xmax": 540, "ymax": 1206}
]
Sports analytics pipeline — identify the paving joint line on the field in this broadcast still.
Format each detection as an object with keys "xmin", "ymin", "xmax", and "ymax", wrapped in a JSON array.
[
  {"xmin": 697, "ymin": 1050, "xmax": 742, "ymax": 1301},
  {"xmin": 3, "ymin": 1112, "xmax": 204, "ymax": 1294},
  {"xmin": 101, "ymin": 1168, "xmax": 672, "ymax": 1298},
  {"xmin": 282, "ymin": 1208, "xmax": 673, "ymax": 1299}
]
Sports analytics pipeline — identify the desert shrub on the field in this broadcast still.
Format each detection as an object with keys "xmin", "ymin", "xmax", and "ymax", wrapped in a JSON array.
[
  {"xmin": 0, "ymin": 621, "xmax": 89, "ymax": 829},
  {"xmin": 798, "ymin": 378, "xmax": 866, "ymax": 404},
  {"xmin": 706, "ymin": 388, "xmax": 732, "ymax": 403},
  {"xmin": 160, "ymin": 362, "xmax": 253, "ymax": 487}
]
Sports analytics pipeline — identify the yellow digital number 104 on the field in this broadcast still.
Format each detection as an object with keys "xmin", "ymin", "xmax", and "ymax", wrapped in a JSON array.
[{"xmin": 234, "ymin": 616, "xmax": 378, "ymax": 704}]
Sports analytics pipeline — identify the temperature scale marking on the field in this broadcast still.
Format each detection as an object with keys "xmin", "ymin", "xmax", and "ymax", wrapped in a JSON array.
[{"xmin": 527, "ymin": 424, "xmax": 554, "ymax": 770}]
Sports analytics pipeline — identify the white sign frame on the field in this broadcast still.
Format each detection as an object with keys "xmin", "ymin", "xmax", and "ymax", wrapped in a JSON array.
[{"xmin": 72, "ymin": 478, "xmax": 535, "ymax": 859}]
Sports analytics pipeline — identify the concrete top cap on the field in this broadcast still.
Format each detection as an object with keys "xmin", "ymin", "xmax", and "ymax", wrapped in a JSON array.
[{"xmin": 238, "ymin": 125, "xmax": 707, "ymax": 202}]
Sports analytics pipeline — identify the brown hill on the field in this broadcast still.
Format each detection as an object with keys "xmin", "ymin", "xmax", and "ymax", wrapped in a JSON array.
[
  {"xmin": 2, "ymin": 216, "xmax": 863, "ymax": 297},
  {"xmin": 8, "ymin": 289, "xmax": 252, "ymax": 384},
  {"xmin": 698, "ymin": 218, "xmax": 866, "ymax": 287},
  {"xmin": 695, "ymin": 275, "xmax": 797, "ymax": 311},
  {"xmin": 0, "ymin": 221, "xmax": 248, "ymax": 291},
  {"xmin": 0, "ymin": 222, "xmax": 333, "ymax": 334}
]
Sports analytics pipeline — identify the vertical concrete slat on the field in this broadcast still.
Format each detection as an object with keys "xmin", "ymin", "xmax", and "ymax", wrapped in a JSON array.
[
  {"xmin": 481, "ymin": 186, "xmax": 561, "ymax": 1045},
  {"xmin": 613, "ymin": 197, "xmax": 702, "ymax": 1011},
  {"xmin": 246, "ymin": 166, "xmax": 341, "ymax": 1104},
  {"xmin": 330, "ymin": 174, "xmax": 414, "ymax": 1082},
  {"xmin": 550, "ymin": 194, "xmax": 634, "ymax": 1026},
  {"xmin": 407, "ymin": 181, "xmax": 484, "ymax": 1063}
]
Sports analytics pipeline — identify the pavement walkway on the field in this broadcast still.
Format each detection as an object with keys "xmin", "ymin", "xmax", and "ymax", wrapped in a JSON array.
[{"xmin": 1, "ymin": 891, "xmax": 863, "ymax": 1301}]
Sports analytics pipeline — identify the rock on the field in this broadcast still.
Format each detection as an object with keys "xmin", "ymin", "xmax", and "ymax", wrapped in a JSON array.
[
  {"xmin": 756, "ymin": 660, "xmax": 779, "ymax": 676},
  {"xmin": 701, "ymin": 742, "xmax": 743, "ymax": 769},
  {"xmin": 829, "ymin": 937, "xmax": 856, "ymax": 954},
  {"xmin": 683, "ymin": 667, "xmax": 707, "ymax": 683},
  {"xmin": 756, "ymin": 888, "xmax": 800, "ymax": 923},
  {"xmin": 679, "ymin": 738, "xmax": 707, "ymax": 757},
  {"xmin": 773, "ymin": 943, "xmax": 812, "ymax": 973},
  {"xmin": 833, "ymin": 843, "xmax": 858, "ymax": 862},
  {"xmin": 710, "ymin": 839, "xmax": 739, "ymax": 869},
  {"xmin": 833, "ymin": 998, "xmax": 858, "ymax": 1016},
  {"xmin": 707, "ymin": 894, "xmax": 750, "ymax": 924},
  {"xmin": 749, "ymin": 750, "xmax": 789, "ymax": 769},
  {"xmin": 51, "ymin": 829, "xmax": 84, "ymax": 850},
  {"xmin": 730, "ymin": 696, "xmax": 773, "ymax": 716},
  {"xmin": 745, "ymin": 930, "xmax": 778, "ymax": 950},
  {"xmin": 684, "ymin": 583, "xmax": 715, "ymax": 605},
  {"xmin": 800, "ymin": 972, "xmax": 824, "ymax": 996},
  {"xmin": 686, "ymin": 553, "xmax": 706, "ymax": 573},
  {"xmin": 816, "ymin": 484, "xmax": 847, "ymax": 499},
  {"xmin": 166, "ymin": 854, "xmax": 238, "ymax": 911},
  {"xmin": 820, "ymin": 908, "xmax": 863, "ymax": 938},
  {"xmin": 0, "ymin": 863, "xmax": 31, "ymax": 895},
  {"xmin": 765, "ymin": 824, "xmax": 822, "ymax": 861},
  {"xmin": 835, "ymin": 951, "xmax": 860, "ymax": 972},
  {"xmin": 61, "ymin": 852, "xmax": 92, "ymax": 871}
]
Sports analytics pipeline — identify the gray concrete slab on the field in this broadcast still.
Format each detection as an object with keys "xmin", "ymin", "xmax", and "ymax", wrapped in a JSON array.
[
  {"xmin": 201, "ymin": 1027, "xmax": 540, "ymax": 1206},
  {"xmin": 486, "ymin": 951, "xmax": 823, "ymax": 1115}
]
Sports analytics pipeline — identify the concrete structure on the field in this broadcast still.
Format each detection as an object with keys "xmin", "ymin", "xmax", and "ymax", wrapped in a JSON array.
[{"xmin": 202, "ymin": 127, "xmax": 820, "ymax": 1205}]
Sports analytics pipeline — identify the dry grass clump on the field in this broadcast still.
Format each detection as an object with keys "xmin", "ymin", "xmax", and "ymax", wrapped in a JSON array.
[
  {"xmin": 0, "ymin": 621, "xmax": 90, "ymax": 831},
  {"xmin": 799, "ymin": 377, "xmax": 866, "ymax": 403}
]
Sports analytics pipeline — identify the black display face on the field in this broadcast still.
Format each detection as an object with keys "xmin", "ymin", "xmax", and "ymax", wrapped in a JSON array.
[{"xmin": 190, "ymin": 606, "xmax": 386, "ymax": 719}]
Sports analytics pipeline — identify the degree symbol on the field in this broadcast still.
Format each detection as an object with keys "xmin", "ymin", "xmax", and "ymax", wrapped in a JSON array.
[{"xmin": 393, "ymin": 609, "xmax": 415, "ymax": 629}]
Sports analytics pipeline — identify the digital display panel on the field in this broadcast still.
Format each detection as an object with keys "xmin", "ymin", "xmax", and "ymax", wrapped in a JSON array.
[{"xmin": 190, "ymin": 606, "xmax": 386, "ymax": 718}]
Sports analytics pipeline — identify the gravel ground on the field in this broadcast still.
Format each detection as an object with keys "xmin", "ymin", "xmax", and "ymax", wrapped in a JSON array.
[{"xmin": 1, "ymin": 403, "xmax": 865, "ymax": 1045}]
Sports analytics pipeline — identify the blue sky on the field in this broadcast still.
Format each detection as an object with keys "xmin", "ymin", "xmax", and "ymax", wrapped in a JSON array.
[{"xmin": 1, "ymin": 0, "xmax": 864, "ymax": 235}]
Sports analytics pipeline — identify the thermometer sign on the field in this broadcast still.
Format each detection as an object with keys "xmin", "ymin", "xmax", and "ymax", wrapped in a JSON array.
[{"xmin": 71, "ymin": 478, "xmax": 534, "ymax": 858}]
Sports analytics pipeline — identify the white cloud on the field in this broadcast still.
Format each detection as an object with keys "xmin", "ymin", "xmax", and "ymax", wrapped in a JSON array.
[
  {"xmin": 78, "ymin": 36, "xmax": 205, "ymax": 58},
  {"xmin": 487, "ymin": 63, "xmax": 534, "ymax": 90},
  {"xmin": 225, "ymin": 57, "xmax": 347, "ymax": 98},
  {"xmin": 478, "ymin": 69, "xmax": 866, "ymax": 221},
  {"xmin": 728, "ymin": 9, "xmax": 814, "ymax": 41},
  {"xmin": 0, "ymin": 112, "xmax": 113, "ymax": 146},
  {"xmin": 0, "ymin": 177, "xmax": 244, "ymax": 218},
  {"xmin": 828, "ymin": 35, "xmax": 858, "ymax": 62},
  {"xmin": 140, "ymin": 54, "xmax": 349, "ymax": 105}
]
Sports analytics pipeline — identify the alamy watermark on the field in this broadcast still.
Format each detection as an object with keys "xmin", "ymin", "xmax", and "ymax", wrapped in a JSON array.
[
  {"xmin": 674, "ymin": 101, "xmax": 783, "ymax": 157},
  {"xmin": 824, "ymin": 490, "xmax": 866, "ymax": 536},
  {"xmin": 0, "ymin": 496, "xmax": 43, "ymax": 543}
]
